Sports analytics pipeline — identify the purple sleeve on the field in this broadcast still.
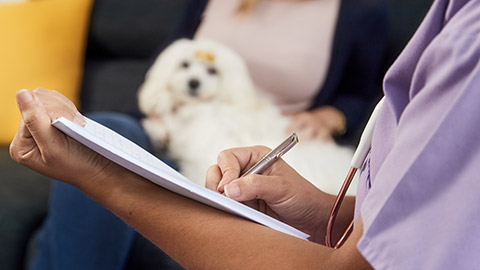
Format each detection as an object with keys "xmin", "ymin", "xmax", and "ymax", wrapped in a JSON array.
[{"xmin": 357, "ymin": 3, "xmax": 480, "ymax": 269}]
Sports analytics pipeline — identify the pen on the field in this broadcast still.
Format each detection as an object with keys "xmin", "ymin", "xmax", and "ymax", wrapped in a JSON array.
[
  {"xmin": 221, "ymin": 133, "xmax": 298, "ymax": 196},
  {"xmin": 241, "ymin": 133, "xmax": 299, "ymax": 177}
]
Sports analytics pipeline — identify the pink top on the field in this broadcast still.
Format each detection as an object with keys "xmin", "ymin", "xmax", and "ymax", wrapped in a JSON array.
[{"xmin": 195, "ymin": 0, "xmax": 340, "ymax": 113}]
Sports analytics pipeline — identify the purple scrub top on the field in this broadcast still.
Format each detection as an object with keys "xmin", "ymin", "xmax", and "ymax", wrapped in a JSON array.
[{"xmin": 354, "ymin": 0, "xmax": 480, "ymax": 268}]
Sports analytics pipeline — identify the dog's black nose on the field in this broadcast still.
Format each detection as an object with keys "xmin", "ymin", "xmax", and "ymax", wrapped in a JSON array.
[
  {"xmin": 188, "ymin": 79, "xmax": 200, "ymax": 90},
  {"xmin": 188, "ymin": 79, "xmax": 201, "ymax": 96}
]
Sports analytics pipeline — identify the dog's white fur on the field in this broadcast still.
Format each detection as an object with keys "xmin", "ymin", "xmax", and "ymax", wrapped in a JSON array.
[{"xmin": 138, "ymin": 39, "xmax": 356, "ymax": 195}]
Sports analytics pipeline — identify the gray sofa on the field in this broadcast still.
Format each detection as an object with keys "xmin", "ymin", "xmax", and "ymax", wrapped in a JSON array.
[{"xmin": 0, "ymin": 0, "xmax": 433, "ymax": 269}]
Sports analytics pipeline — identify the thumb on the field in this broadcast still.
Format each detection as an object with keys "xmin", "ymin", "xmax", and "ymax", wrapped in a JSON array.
[
  {"xmin": 224, "ymin": 174, "xmax": 284, "ymax": 203},
  {"xmin": 16, "ymin": 89, "xmax": 59, "ymax": 150}
]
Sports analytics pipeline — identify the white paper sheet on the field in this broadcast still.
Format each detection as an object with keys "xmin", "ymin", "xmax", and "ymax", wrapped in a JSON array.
[{"xmin": 52, "ymin": 117, "xmax": 310, "ymax": 240}]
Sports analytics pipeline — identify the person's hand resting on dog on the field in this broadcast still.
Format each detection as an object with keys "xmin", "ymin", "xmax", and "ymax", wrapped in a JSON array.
[
  {"xmin": 205, "ymin": 145, "xmax": 354, "ymax": 244},
  {"xmin": 285, "ymin": 106, "xmax": 346, "ymax": 142}
]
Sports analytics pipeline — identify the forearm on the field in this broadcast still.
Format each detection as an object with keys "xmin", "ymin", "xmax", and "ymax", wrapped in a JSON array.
[{"xmin": 77, "ymin": 164, "xmax": 339, "ymax": 269}]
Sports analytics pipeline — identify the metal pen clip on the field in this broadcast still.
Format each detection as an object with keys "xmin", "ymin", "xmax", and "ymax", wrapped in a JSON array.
[{"xmin": 241, "ymin": 133, "xmax": 299, "ymax": 177}]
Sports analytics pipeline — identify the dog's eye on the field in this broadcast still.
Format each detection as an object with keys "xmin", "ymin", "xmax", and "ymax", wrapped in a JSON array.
[
  {"xmin": 207, "ymin": 67, "xmax": 217, "ymax": 75},
  {"xmin": 181, "ymin": 61, "xmax": 190, "ymax": 69}
]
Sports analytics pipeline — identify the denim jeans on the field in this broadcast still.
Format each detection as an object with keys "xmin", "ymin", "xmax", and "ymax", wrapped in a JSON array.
[{"xmin": 30, "ymin": 112, "xmax": 182, "ymax": 270}]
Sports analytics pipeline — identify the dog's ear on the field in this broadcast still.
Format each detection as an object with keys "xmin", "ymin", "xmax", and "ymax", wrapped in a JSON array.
[
  {"xmin": 222, "ymin": 67, "xmax": 259, "ymax": 109},
  {"xmin": 138, "ymin": 39, "xmax": 192, "ymax": 116},
  {"xmin": 215, "ymin": 44, "xmax": 263, "ymax": 110}
]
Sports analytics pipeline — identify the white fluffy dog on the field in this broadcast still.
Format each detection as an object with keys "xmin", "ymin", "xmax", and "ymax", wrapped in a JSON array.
[{"xmin": 138, "ymin": 39, "xmax": 356, "ymax": 195}]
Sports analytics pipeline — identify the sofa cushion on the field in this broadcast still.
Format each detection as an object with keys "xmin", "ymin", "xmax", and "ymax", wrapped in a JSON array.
[
  {"xmin": 0, "ymin": 0, "xmax": 94, "ymax": 145},
  {"xmin": 80, "ymin": 59, "xmax": 151, "ymax": 116},
  {"xmin": 86, "ymin": 0, "xmax": 190, "ymax": 59},
  {"xmin": 80, "ymin": 0, "xmax": 189, "ymax": 116}
]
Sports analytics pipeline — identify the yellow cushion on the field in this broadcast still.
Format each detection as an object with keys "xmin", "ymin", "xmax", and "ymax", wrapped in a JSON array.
[{"xmin": 0, "ymin": 0, "xmax": 93, "ymax": 145}]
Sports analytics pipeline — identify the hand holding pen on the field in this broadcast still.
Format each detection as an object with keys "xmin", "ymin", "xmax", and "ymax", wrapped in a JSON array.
[
  {"xmin": 240, "ymin": 133, "xmax": 298, "ymax": 177},
  {"xmin": 207, "ymin": 133, "xmax": 298, "ymax": 196},
  {"xmin": 206, "ymin": 133, "xmax": 331, "ymax": 239}
]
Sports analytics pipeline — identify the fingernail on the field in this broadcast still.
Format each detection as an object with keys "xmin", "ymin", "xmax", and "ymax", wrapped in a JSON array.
[
  {"xmin": 217, "ymin": 180, "xmax": 225, "ymax": 192},
  {"xmin": 217, "ymin": 184, "xmax": 224, "ymax": 194},
  {"xmin": 74, "ymin": 112, "xmax": 86, "ymax": 127},
  {"xmin": 224, "ymin": 182, "xmax": 241, "ymax": 198},
  {"xmin": 16, "ymin": 89, "xmax": 33, "ymax": 106}
]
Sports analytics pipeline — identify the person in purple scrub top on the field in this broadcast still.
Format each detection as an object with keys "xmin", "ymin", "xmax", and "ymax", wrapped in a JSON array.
[{"xmin": 9, "ymin": 0, "xmax": 480, "ymax": 268}]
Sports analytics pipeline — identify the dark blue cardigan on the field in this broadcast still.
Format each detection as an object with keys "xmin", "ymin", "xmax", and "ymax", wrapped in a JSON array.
[{"xmin": 164, "ymin": 0, "xmax": 388, "ymax": 139}]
